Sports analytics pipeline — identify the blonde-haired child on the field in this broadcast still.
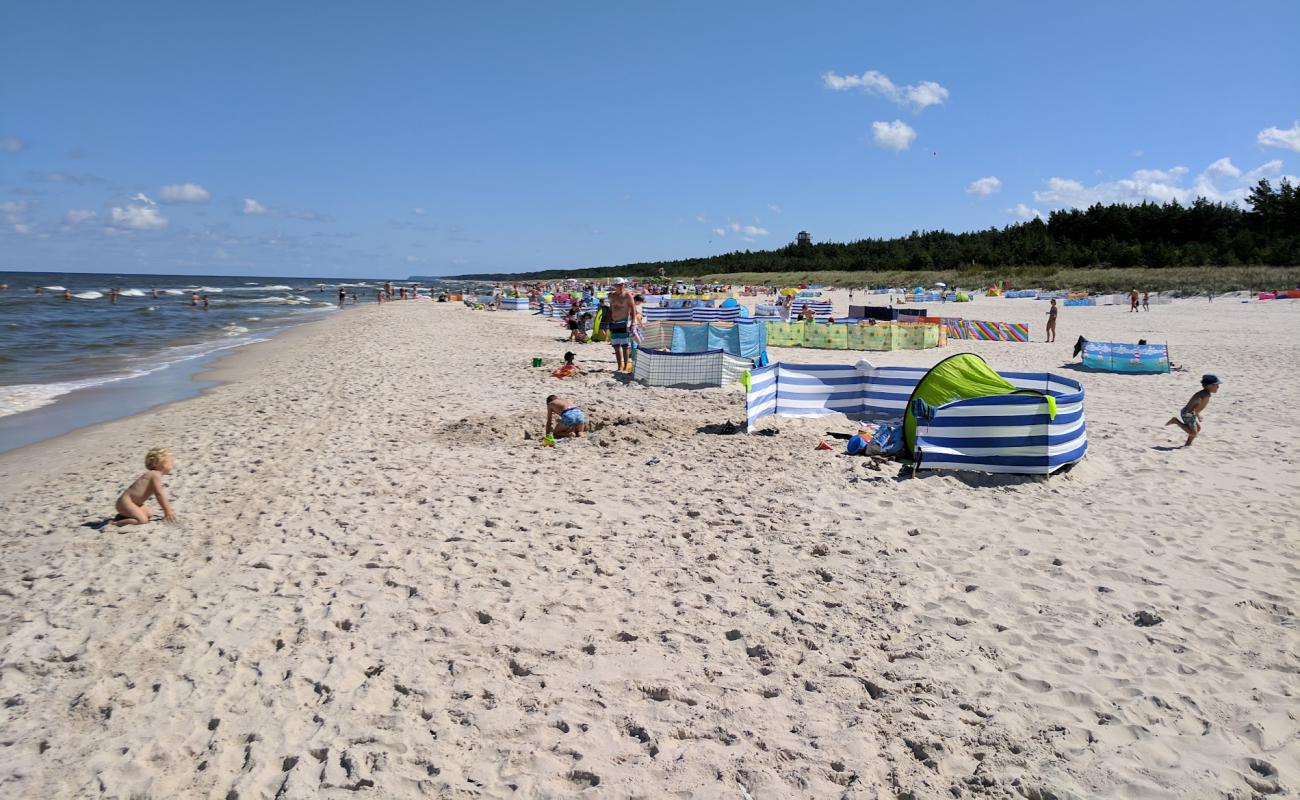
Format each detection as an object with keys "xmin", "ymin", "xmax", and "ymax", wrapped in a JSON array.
[{"xmin": 114, "ymin": 448, "xmax": 177, "ymax": 526}]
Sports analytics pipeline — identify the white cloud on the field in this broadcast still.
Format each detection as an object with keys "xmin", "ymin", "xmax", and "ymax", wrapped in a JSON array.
[
  {"xmin": 242, "ymin": 197, "xmax": 269, "ymax": 215},
  {"xmin": 1028, "ymin": 157, "xmax": 1293, "ymax": 210},
  {"xmin": 64, "ymin": 209, "xmax": 96, "ymax": 225},
  {"xmin": 966, "ymin": 176, "xmax": 1002, "ymax": 197},
  {"xmin": 823, "ymin": 70, "xmax": 949, "ymax": 111},
  {"xmin": 712, "ymin": 219, "xmax": 771, "ymax": 238},
  {"xmin": 0, "ymin": 136, "xmax": 26, "ymax": 153},
  {"xmin": 1258, "ymin": 122, "xmax": 1300, "ymax": 152},
  {"xmin": 159, "ymin": 182, "xmax": 211, "ymax": 204},
  {"xmin": 109, "ymin": 195, "xmax": 167, "ymax": 230},
  {"xmin": 1202, "ymin": 158, "xmax": 1240, "ymax": 179},
  {"xmin": 696, "ymin": 214, "xmax": 707, "ymax": 223},
  {"xmin": 1008, "ymin": 203, "xmax": 1044, "ymax": 220},
  {"xmin": 767, "ymin": 204, "xmax": 783, "ymax": 215},
  {"xmin": 413, "ymin": 207, "xmax": 427, "ymax": 216},
  {"xmin": 871, "ymin": 120, "xmax": 916, "ymax": 152}
]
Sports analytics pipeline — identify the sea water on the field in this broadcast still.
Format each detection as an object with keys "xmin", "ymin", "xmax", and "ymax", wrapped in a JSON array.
[{"xmin": 0, "ymin": 271, "xmax": 454, "ymax": 452}]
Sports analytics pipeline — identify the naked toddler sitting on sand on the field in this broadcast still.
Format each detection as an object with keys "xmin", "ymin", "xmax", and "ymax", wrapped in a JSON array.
[{"xmin": 114, "ymin": 447, "xmax": 178, "ymax": 526}]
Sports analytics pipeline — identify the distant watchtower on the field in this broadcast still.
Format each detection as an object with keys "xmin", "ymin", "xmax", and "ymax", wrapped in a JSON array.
[{"xmin": 796, "ymin": 230, "xmax": 811, "ymax": 247}]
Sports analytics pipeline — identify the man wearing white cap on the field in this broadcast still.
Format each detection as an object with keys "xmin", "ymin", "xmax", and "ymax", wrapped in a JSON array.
[{"xmin": 609, "ymin": 278, "xmax": 634, "ymax": 372}]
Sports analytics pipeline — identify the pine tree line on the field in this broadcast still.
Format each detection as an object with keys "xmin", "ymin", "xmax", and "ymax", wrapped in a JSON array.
[{"xmin": 450, "ymin": 179, "xmax": 1300, "ymax": 280}]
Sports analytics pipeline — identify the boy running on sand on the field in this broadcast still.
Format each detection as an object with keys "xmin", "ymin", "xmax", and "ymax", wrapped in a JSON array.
[
  {"xmin": 1165, "ymin": 375, "xmax": 1220, "ymax": 447},
  {"xmin": 546, "ymin": 395, "xmax": 586, "ymax": 438},
  {"xmin": 114, "ymin": 448, "xmax": 177, "ymax": 525}
]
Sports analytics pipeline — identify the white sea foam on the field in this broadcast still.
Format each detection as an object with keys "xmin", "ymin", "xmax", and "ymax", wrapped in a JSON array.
[
  {"xmin": 244, "ymin": 294, "xmax": 314, "ymax": 305},
  {"xmin": 247, "ymin": 284, "xmax": 294, "ymax": 291},
  {"xmin": 43, "ymin": 285, "xmax": 67, "ymax": 291},
  {"xmin": 222, "ymin": 325, "xmax": 250, "ymax": 336},
  {"xmin": 73, "ymin": 291, "xmax": 103, "ymax": 300},
  {"xmin": 162, "ymin": 289, "xmax": 186, "ymax": 295},
  {"xmin": 119, "ymin": 288, "xmax": 146, "ymax": 297}
]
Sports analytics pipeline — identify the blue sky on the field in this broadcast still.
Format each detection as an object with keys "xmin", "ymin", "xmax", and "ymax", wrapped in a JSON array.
[{"xmin": 2, "ymin": 1, "xmax": 1298, "ymax": 278}]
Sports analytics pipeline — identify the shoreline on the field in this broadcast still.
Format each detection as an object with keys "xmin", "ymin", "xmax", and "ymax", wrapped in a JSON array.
[
  {"xmin": 0, "ymin": 296, "xmax": 1295, "ymax": 798},
  {"xmin": 0, "ymin": 307, "xmax": 347, "ymax": 456}
]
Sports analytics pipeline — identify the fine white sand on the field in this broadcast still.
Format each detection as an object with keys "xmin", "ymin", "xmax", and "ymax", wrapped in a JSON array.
[{"xmin": 0, "ymin": 292, "xmax": 1296, "ymax": 799}]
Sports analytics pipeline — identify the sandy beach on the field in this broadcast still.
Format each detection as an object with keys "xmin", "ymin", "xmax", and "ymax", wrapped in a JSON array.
[{"xmin": 1, "ymin": 293, "xmax": 1296, "ymax": 799}]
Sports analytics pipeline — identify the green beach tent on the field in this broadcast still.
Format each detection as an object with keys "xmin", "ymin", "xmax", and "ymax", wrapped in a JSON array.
[{"xmin": 903, "ymin": 353, "xmax": 1037, "ymax": 453}]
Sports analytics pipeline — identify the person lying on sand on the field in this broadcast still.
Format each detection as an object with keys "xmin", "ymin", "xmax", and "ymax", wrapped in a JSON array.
[
  {"xmin": 546, "ymin": 395, "xmax": 586, "ymax": 438},
  {"xmin": 552, "ymin": 352, "xmax": 581, "ymax": 379},
  {"xmin": 114, "ymin": 448, "xmax": 177, "ymax": 526},
  {"xmin": 1165, "ymin": 375, "xmax": 1220, "ymax": 447}
]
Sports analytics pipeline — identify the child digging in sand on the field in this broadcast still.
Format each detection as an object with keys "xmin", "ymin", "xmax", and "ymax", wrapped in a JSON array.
[
  {"xmin": 545, "ymin": 395, "xmax": 586, "ymax": 438},
  {"xmin": 114, "ymin": 447, "xmax": 177, "ymax": 525},
  {"xmin": 1165, "ymin": 375, "xmax": 1220, "ymax": 447}
]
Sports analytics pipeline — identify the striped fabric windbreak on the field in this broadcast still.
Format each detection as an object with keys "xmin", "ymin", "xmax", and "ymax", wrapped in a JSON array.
[
  {"xmin": 790, "ymin": 300, "xmax": 834, "ymax": 321},
  {"xmin": 643, "ymin": 306, "xmax": 742, "ymax": 323},
  {"xmin": 744, "ymin": 361, "xmax": 1086, "ymax": 474},
  {"xmin": 943, "ymin": 318, "xmax": 1031, "ymax": 342},
  {"xmin": 746, "ymin": 360, "xmax": 922, "ymax": 431},
  {"xmin": 913, "ymin": 371, "xmax": 1086, "ymax": 474},
  {"xmin": 637, "ymin": 321, "xmax": 766, "ymax": 360}
]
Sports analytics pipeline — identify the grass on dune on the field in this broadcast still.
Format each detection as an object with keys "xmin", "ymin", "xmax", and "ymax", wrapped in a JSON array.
[{"xmin": 691, "ymin": 266, "xmax": 1300, "ymax": 294}]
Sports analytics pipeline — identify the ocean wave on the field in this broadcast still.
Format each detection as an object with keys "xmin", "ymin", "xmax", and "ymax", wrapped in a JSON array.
[
  {"xmin": 222, "ymin": 324, "xmax": 250, "ymax": 336},
  {"xmin": 73, "ymin": 291, "xmax": 103, "ymax": 300},
  {"xmin": 119, "ymin": 288, "xmax": 146, "ymax": 297},
  {"xmin": 162, "ymin": 289, "xmax": 186, "ymax": 295},
  {"xmin": 242, "ymin": 294, "xmax": 315, "ymax": 305},
  {"xmin": 246, "ymin": 284, "xmax": 294, "ymax": 291},
  {"xmin": 43, "ymin": 285, "xmax": 67, "ymax": 291}
]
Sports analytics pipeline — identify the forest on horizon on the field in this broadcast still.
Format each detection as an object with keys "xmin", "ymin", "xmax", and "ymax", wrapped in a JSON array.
[{"xmin": 442, "ymin": 179, "xmax": 1300, "ymax": 282}]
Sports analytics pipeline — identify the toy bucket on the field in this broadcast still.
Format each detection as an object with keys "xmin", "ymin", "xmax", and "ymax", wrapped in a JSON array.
[{"xmin": 532, "ymin": 357, "xmax": 543, "ymax": 367}]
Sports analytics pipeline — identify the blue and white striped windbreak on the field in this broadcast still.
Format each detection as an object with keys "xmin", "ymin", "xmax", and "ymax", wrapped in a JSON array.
[{"xmin": 745, "ymin": 360, "xmax": 1086, "ymax": 475}]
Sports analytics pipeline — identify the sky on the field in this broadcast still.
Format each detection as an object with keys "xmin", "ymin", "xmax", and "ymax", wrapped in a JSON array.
[{"xmin": 2, "ymin": 1, "xmax": 1298, "ymax": 278}]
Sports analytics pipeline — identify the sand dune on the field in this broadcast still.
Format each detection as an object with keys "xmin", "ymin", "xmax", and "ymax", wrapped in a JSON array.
[{"xmin": 0, "ymin": 293, "xmax": 1296, "ymax": 798}]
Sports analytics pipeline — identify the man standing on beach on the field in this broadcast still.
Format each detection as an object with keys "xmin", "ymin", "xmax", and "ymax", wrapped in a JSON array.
[{"xmin": 609, "ymin": 278, "xmax": 634, "ymax": 372}]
